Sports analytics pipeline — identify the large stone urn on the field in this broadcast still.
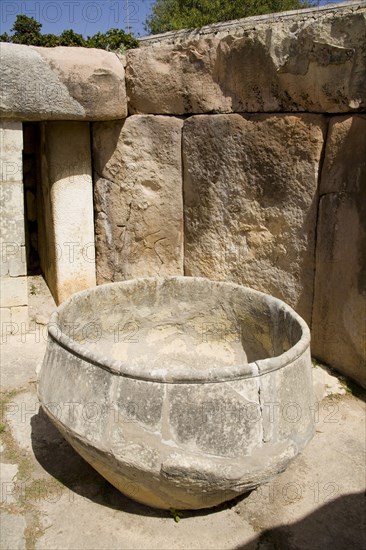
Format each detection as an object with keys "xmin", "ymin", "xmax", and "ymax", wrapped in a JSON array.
[{"xmin": 38, "ymin": 276, "xmax": 315, "ymax": 509}]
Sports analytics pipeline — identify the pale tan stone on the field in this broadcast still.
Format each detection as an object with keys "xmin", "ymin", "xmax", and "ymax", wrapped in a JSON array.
[
  {"xmin": 183, "ymin": 114, "xmax": 326, "ymax": 324},
  {"xmin": 93, "ymin": 115, "xmax": 184, "ymax": 283},
  {"xmin": 312, "ymin": 115, "xmax": 366, "ymax": 388},
  {"xmin": 0, "ymin": 44, "xmax": 126, "ymax": 121},
  {"xmin": 0, "ymin": 211, "xmax": 27, "ymax": 277},
  {"xmin": 12, "ymin": 305, "xmax": 29, "ymax": 328},
  {"xmin": 0, "ymin": 120, "xmax": 23, "ymax": 181},
  {"xmin": 127, "ymin": 6, "xmax": 365, "ymax": 115},
  {"xmin": 0, "ymin": 307, "xmax": 11, "ymax": 326},
  {"xmin": 39, "ymin": 277, "xmax": 313, "ymax": 509},
  {"xmin": 0, "ymin": 121, "xmax": 26, "ymax": 279},
  {"xmin": 0, "ymin": 277, "xmax": 28, "ymax": 308},
  {"xmin": 38, "ymin": 122, "xmax": 96, "ymax": 304}
]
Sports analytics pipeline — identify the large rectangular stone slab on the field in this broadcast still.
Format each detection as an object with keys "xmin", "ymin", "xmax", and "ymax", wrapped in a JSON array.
[
  {"xmin": 127, "ymin": 4, "xmax": 365, "ymax": 115},
  {"xmin": 93, "ymin": 115, "xmax": 184, "ymax": 283},
  {"xmin": 0, "ymin": 182, "xmax": 27, "ymax": 277},
  {"xmin": 38, "ymin": 122, "xmax": 96, "ymax": 304},
  {"xmin": 0, "ymin": 276, "xmax": 27, "ymax": 308},
  {"xmin": 183, "ymin": 114, "xmax": 326, "ymax": 324},
  {"xmin": 0, "ymin": 44, "xmax": 127, "ymax": 121},
  {"xmin": 312, "ymin": 115, "xmax": 366, "ymax": 388}
]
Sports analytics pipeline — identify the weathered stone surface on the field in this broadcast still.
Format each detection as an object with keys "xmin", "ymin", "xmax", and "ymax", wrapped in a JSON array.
[
  {"xmin": 12, "ymin": 305, "xmax": 29, "ymax": 327},
  {"xmin": 0, "ymin": 463, "xmax": 18, "ymax": 503},
  {"xmin": 93, "ymin": 115, "xmax": 183, "ymax": 283},
  {"xmin": 0, "ymin": 121, "xmax": 26, "ymax": 280},
  {"xmin": 38, "ymin": 122, "xmax": 96, "ymax": 304},
  {"xmin": 0, "ymin": 44, "xmax": 126, "ymax": 120},
  {"xmin": 0, "ymin": 277, "xmax": 27, "ymax": 308},
  {"xmin": 0, "ymin": 307, "xmax": 11, "ymax": 326},
  {"xmin": 38, "ymin": 277, "xmax": 313, "ymax": 509},
  {"xmin": 183, "ymin": 114, "xmax": 326, "ymax": 324},
  {"xmin": 0, "ymin": 120, "xmax": 23, "ymax": 180},
  {"xmin": 0, "ymin": 183, "xmax": 27, "ymax": 278},
  {"xmin": 0, "ymin": 513, "xmax": 26, "ymax": 550},
  {"xmin": 127, "ymin": 4, "xmax": 366, "ymax": 115},
  {"xmin": 312, "ymin": 115, "xmax": 366, "ymax": 388}
]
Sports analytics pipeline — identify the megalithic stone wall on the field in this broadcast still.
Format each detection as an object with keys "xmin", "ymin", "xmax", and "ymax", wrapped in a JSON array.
[
  {"xmin": 127, "ymin": 2, "xmax": 365, "ymax": 115},
  {"xmin": 183, "ymin": 114, "xmax": 326, "ymax": 326},
  {"xmin": 0, "ymin": 2, "xmax": 365, "ymax": 387},
  {"xmin": 92, "ymin": 115, "xmax": 184, "ymax": 283},
  {"xmin": 312, "ymin": 115, "xmax": 366, "ymax": 387},
  {"xmin": 0, "ymin": 121, "xmax": 28, "ymax": 332}
]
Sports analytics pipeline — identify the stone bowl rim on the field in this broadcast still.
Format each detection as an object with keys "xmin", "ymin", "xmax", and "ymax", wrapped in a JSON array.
[{"xmin": 47, "ymin": 276, "xmax": 310, "ymax": 384}]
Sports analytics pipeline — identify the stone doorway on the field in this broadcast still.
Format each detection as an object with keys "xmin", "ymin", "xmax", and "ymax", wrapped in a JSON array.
[
  {"xmin": 22, "ymin": 121, "xmax": 97, "ymax": 307},
  {"xmin": 0, "ymin": 120, "xmax": 97, "ymax": 337}
]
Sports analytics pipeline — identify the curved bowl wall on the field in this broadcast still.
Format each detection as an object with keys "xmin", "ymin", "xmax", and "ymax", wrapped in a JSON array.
[{"xmin": 38, "ymin": 276, "xmax": 315, "ymax": 510}]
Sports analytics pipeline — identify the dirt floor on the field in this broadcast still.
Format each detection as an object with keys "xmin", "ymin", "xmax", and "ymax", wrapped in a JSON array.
[{"xmin": 1, "ymin": 275, "xmax": 365, "ymax": 550}]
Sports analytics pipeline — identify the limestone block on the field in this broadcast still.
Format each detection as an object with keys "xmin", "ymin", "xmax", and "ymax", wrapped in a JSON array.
[
  {"xmin": 0, "ymin": 307, "xmax": 11, "ymax": 326},
  {"xmin": 0, "ymin": 120, "xmax": 23, "ymax": 181},
  {"xmin": 0, "ymin": 276, "xmax": 28, "ymax": 308},
  {"xmin": 0, "ymin": 182, "xmax": 26, "ymax": 242},
  {"xmin": 127, "ymin": 5, "xmax": 365, "ymax": 114},
  {"xmin": 312, "ymin": 115, "xmax": 366, "ymax": 388},
  {"xmin": 183, "ymin": 114, "xmax": 326, "ymax": 324},
  {"xmin": 93, "ymin": 115, "xmax": 184, "ymax": 283},
  {"xmin": 0, "ymin": 242, "xmax": 26, "ymax": 278},
  {"xmin": 8, "ymin": 246, "xmax": 26, "ymax": 277},
  {"xmin": 39, "ymin": 122, "xmax": 96, "ymax": 304},
  {"xmin": 0, "ymin": 44, "xmax": 127, "ymax": 121}
]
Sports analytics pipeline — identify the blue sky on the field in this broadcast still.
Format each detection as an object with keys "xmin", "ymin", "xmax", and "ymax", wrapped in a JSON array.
[
  {"xmin": 0, "ymin": 1, "xmax": 155, "ymax": 38},
  {"xmin": 0, "ymin": 1, "xmax": 346, "ymax": 39}
]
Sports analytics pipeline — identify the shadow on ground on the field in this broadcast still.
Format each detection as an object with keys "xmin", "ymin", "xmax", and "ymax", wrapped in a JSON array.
[
  {"xmin": 30, "ymin": 407, "xmax": 249, "ymax": 519},
  {"xmin": 235, "ymin": 491, "xmax": 366, "ymax": 550}
]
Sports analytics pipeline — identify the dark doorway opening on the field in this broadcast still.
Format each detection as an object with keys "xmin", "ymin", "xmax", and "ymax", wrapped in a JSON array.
[{"xmin": 23, "ymin": 122, "xmax": 42, "ymax": 276}]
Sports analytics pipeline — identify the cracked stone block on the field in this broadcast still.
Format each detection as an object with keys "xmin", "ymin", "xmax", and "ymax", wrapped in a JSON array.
[
  {"xmin": 312, "ymin": 115, "xmax": 366, "ymax": 388},
  {"xmin": 1, "ymin": 44, "xmax": 127, "ymax": 120},
  {"xmin": 92, "ymin": 115, "xmax": 184, "ymax": 283},
  {"xmin": 183, "ymin": 114, "xmax": 326, "ymax": 324},
  {"xmin": 126, "ymin": 6, "xmax": 365, "ymax": 115},
  {"xmin": 38, "ymin": 276, "xmax": 314, "ymax": 510}
]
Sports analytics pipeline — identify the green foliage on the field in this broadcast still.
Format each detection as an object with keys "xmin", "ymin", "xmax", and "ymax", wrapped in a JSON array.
[
  {"xmin": 59, "ymin": 29, "xmax": 87, "ymax": 47},
  {"xmin": 86, "ymin": 29, "xmax": 139, "ymax": 53},
  {"xmin": 10, "ymin": 14, "xmax": 43, "ymax": 45},
  {"xmin": 145, "ymin": 0, "xmax": 315, "ymax": 34},
  {"xmin": 1, "ymin": 15, "xmax": 139, "ymax": 51},
  {"xmin": 0, "ymin": 32, "xmax": 11, "ymax": 42},
  {"xmin": 169, "ymin": 508, "xmax": 183, "ymax": 522}
]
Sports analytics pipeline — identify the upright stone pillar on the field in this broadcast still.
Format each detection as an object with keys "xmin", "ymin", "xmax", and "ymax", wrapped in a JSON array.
[
  {"xmin": 0, "ymin": 121, "xmax": 28, "ymax": 333},
  {"xmin": 312, "ymin": 115, "xmax": 366, "ymax": 388},
  {"xmin": 38, "ymin": 122, "xmax": 96, "ymax": 304}
]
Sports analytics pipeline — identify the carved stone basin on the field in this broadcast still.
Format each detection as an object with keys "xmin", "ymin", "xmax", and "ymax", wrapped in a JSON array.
[{"xmin": 38, "ymin": 276, "xmax": 315, "ymax": 510}]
